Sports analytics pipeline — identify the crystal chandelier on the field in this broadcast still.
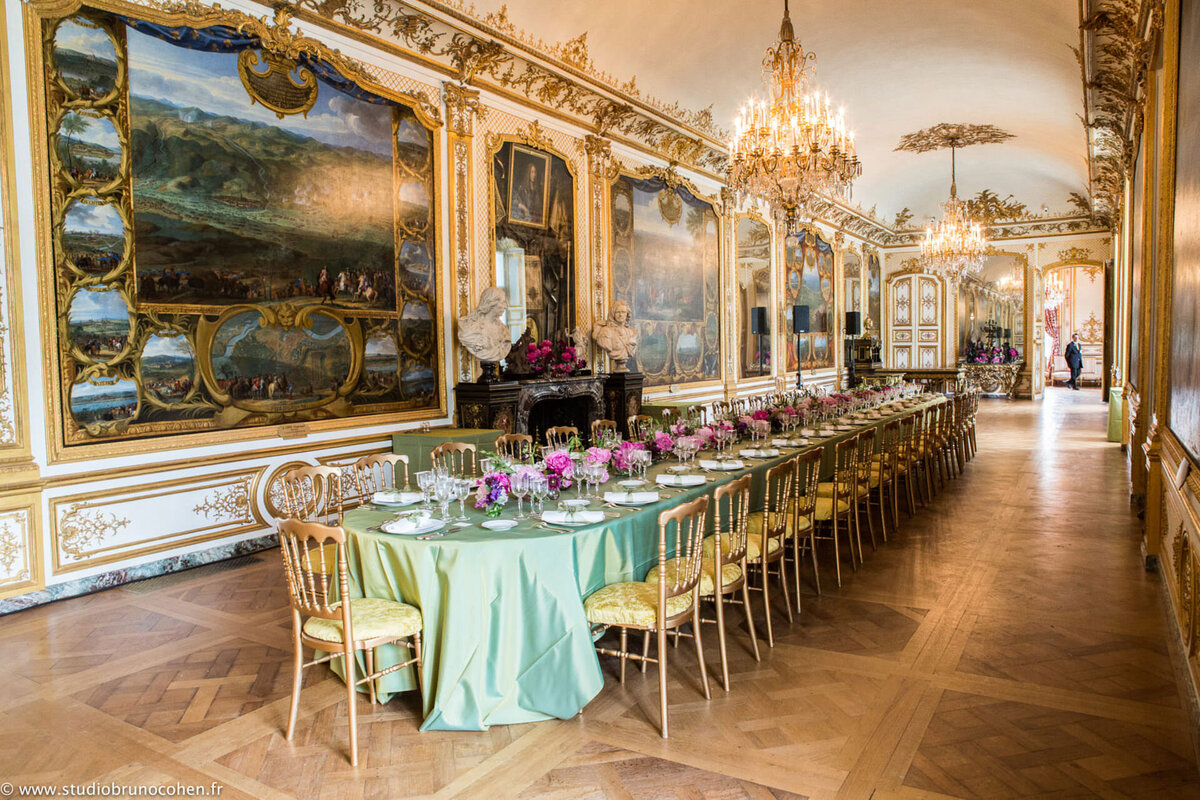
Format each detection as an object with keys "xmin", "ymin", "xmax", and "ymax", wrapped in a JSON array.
[
  {"xmin": 920, "ymin": 143, "xmax": 987, "ymax": 285},
  {"xmin": 728, "ymin": 0, "xmax": 861, "ymax": 231},
  {"xmin": 996, "ymin": 268, "xmax": 1024, "ymax": 303},
  {"xmin": 1044, "ymin": 273, "xmax": 1066, "ymax": 310}
]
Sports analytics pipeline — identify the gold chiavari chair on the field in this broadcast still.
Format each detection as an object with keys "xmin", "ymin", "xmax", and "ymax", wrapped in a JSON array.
[
  {"xmin": 687, "ymin": 405, "xmax": 707, "ymax": 426},
  {"xmin": 790, "ymin": 447, "xmax": 823, "ymax": 602},
  {"xmin": 280, "ymin": 465, "xmax": 345, "ymax": 574},
  {"xmin": 591, "ymin": 418, "xmax": 618, "ymax": 442},
  {"xmin": 966, "ymin": 391, "xmax": 979, "ymax": 459},
  {"xmin": 430, "ymin": 441, "xmax": 477, "ymax": 476},
  {"xmin": 585, "ymin": 495, "xmax": 712, "ymax": 738},
  {"xmin": 352, "ymin": 454, "xmax": 410, "ymax": 501},
  {"xmin": 278, "ymin": 518, "xmax": 423, "ymax": 766},
  {"xmin": 732, "ymin": 460, "xmax": 794, "ymax": 647},
  {"xmin": 896, "ymin": 413, "xmax": 920, "ymax": 515},
  {"xmin": 814, "ymin": 436, "xmax": 857, "ymax": 587},
  {"xmin": 545, "ymin": 425, "xmax": 578, "ymax": 449},
  {"xmin": 628, "ymin": 414, "xmax": 653, "ymax": 440},
  {"xmin": 495, "ymin": 432, "xmax": 534, "ymax": 463},
  {"xmin": 917, "ymin": 407, "xmax": 938, "ymax": 501},
  {"xmin": 853, "ymin": 427, "xmax": 879, "ymax": 552},
  {"xmin": 657, "ymin": 474, "xmax": 758, "ymax": 691},
  {"xmin": 872, "ymin": 419, "xmax": 903, "ymax": 532},
  {"xmin": 710, "ymin": 399, "xmax": 731, "ymax": 418}
]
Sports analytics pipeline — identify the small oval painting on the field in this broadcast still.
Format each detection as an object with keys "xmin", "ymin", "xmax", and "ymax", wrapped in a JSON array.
[
  {"xmin": 57, "ymin": 112, "xmax": 122, "ymax": 187},
  {"xmin": 401, "ymin": 364, "xmax": 436, "ymax": 400},
  {"xmin": 398, "ymin": 240, "xmax": 432, "ymax": 294},
  {"xmin": 400, "ymin": 300, "xmax": 434, "ymax": 355},
  {"xmin": 638, "ymin": 330, "xmax": 669, "ymax": 375},
  {"xmin": 398, "ymin": 179, "xmax": 431, "ymax": 227},
  {"xmin": 395, "ymin": 112, "xmax": 431, "ymax": 171},
  {"xmin": 360, "ymin": 331, "xmax": 400, "ymax": 399},
  {"xmin": 674, "ymin": 332, "xmax": 702, "ymax": 371},
  {"xmin": 62, "ymin": 200, "xmax": 124, "ymax": 274},
  {"xmin": 52, "ymin": 17, "xmax": 119, "ymax": 103},
  {"xmin": 68, "ymin": 286, "xmax": 130, "ymax": 362},
  {"xmin": 140, "ymin": 333, "xmax": 195, "ymax": 402},
  {"xmin": 70, "ymin": 377, "xmax": 138, "ymax": 428},
  {"xmin": 210, "ymin": 310, "xmax": 352, "ymax": 407},
  {"xmin": 611, "ymin": 190, "xmax": 633, "ymax": 235}
]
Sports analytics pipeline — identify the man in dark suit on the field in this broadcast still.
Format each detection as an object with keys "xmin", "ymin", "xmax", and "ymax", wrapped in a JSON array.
[{"xmin": 1064, "ymin": 333, "xmax": 1084, "ymax": 390}]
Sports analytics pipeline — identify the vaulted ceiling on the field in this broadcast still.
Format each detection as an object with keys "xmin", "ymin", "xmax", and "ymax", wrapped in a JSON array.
[{"xmin": 468, "ymin": 0, "xmax": 1091, "ymax": 228}]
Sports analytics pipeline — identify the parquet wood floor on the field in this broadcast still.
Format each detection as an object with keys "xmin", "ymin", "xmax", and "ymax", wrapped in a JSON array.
[{"xmin": 0, "ymin": 389, "xmax": 1196, "ymax": 799}]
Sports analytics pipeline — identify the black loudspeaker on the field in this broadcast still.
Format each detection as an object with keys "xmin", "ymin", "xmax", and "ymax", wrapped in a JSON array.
[
  {"xmin": 1003, "ymin": 328, "xmax": 1012, "ymax": 339},
  {"xmin": 750, "ymin": 306, "xmax": 769, "ymax": 335},
  {"xmin": 792, "ymin": 305, "xmax": 810, "ymax": 334},
  {"xmin": 845, "ymin": 311, "xmax": 862, "ymax": 336}
]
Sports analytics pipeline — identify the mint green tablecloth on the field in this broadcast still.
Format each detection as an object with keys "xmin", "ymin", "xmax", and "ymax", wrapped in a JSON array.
[{"xmin": 335, "ymin": 395, "xmax": 943, "ymax": 730}]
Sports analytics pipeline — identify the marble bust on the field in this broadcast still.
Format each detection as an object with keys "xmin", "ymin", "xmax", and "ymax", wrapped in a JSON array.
[
  {"xmin": 458, "ymin": 286, "xmax": 512, "ymax": 366},
  {"xmin": 593, "ymin": 301, "xmax": 639, "ymax": 372}
]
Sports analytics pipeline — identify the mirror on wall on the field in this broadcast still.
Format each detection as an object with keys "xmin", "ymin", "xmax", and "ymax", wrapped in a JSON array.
[
  {"xmin": 957, "ymin": 255, "xmax": 1025, "ymax": 363},
  {"xmin": 492, "ymin": 141, "xmax": 575, "ymax": 347},
  {"xmin": 736, "ymin": 216, "xmax": 772, "ymax": 378}
]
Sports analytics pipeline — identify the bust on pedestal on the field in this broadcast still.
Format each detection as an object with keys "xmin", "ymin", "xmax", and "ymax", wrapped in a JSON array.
[
  {"xmin": 593, "ymin": 301, "xmax": 639, "ymax": 373},
  {"xmin": 457, "ymin": 286, "xmax": 511, "ymax": 384}
]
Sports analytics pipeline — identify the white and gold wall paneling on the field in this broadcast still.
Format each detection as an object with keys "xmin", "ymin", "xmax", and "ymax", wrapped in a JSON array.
[{"xmin": 883, "ymin": 262, "xmax": 946, "ymax": 370}]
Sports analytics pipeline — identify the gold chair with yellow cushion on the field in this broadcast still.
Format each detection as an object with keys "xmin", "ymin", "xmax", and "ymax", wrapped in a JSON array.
[
  {"xmin": 627, "ymin": 414, "xmax": 653, "ymax": 440},
  {"xmin": 278, "ymin": 518, "xmax": 423, "ymax": 767},
  {"xmin": 814, "ymin": 436, "xmax": 857, "ymax": 587},
  {"xmin": 649, "ymin": 474, "xmax": 759, "ymax": 691},
  {"xmin": 353, "ymin": 453, "xmax": 410, "ymax": 502},
  {"xmin": 790, "ymin": 447, "xmax": 823, "ymax": 603},
  {"xmin": 495, "ymin": 433, "xmax": 534, "ymax": 463},
  {"xmin": 430, "ymin": 441, "xmax": 477, "ymax": 476},
  {"xmin": 545, "ymin": 425, "xmax": 578, "ymax": 449},
  {"xmin": 585, "ymin": 495, "xmax": 711, "ymax": 738},
  {"xmin": 873, "ymin": 419, "xmax": 902, "ymax": 533},
  {"xmin": 854, "ymin": 427, "xmax": 879, "ymax": 553},
  {"xmin": 737, "ymin": 460, "xmax": 795, "ymax": 647}
]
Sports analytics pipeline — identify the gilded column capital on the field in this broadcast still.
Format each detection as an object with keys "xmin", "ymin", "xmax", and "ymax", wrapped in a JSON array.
[
  {"xmin": 444, "ymin": 82, "xmax": 481, "ymax": 138},
  {"xmin": 834, "ymin": 230, "xmax": 846, "ymax": 249}
]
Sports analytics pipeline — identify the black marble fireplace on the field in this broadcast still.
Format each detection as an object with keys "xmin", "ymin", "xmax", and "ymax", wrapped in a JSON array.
[{"xmin": 455, "ymin": 373, "xmax": 643, "ymax": 443}]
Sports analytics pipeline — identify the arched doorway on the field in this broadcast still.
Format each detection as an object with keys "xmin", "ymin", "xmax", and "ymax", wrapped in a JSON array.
[{"xmin": 1042, "ymin": 262, "xmax": 1106, "ymax": 390}]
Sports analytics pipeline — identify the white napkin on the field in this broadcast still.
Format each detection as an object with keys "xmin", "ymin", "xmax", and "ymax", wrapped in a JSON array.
[
  {"xmin": 800, "ymin": 428, "xmax": 818, "ymax": 437},
  {"xmin": 699, "ymin": 459, "xmax": 745, "ymax": 471},
  {"xmin": 655, "ymin": 474, "xmax": 706, "ymax": 487},
  {"xmin": 603, "ymin": 491, "xmax": 660, "ymax": 505},
  {"xmin": 373, "ymin": 490, "xmax": 422, "ymax": 505},
  {"xmin": 381, "ymin": 512, "xmax": 433, "ymax": 533},
  {"xmin": 541, "ymin": 509, "xmax": 605, "ymax": 524},
  {"xmin": 740, "ymin": 448, "xmax": 780, "ymax": 458},
  {"xmin": 771, "ymin": 438, "xmax": 793, "ymax": 447}
]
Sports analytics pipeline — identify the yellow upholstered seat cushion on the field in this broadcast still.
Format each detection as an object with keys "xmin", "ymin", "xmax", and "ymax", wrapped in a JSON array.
[
  {"xmin": 702, "ymin": 530, "xmax": 782, "ymax": 563},
  {"xmin": 645, "ymin": 557, "xmax": 743, "ymax": 596},
  {"xmin": 584, "ymin": 582, "xmax": 693, "ymax": 627},
  {"xmin": 813, "ymin": 496, "xmax": 851, "ymax": 521},
  {"xmin": 817, "ymin": 480, "xmax": 855, "ymax": 498},
  {"xmin": 302, "ymin": 597, "xmax": 422, "ymax": 643}
]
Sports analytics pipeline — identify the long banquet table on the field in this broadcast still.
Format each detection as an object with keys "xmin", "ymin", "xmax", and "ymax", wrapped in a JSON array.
[{"xmin": 333, "ymin": 395, "xmax": 944, "ymax": 730}]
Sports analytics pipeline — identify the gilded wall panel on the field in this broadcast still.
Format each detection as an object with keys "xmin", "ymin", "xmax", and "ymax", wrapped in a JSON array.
[
  {"xmin": 0, "ymin": 0, "xmax": 27, "ymax": 458},
  {"xmin": 49, "ymin": 467, "xmax": 266, "ymax": 573},
  {"xmin": 0, "ymin": 500, "xmax": 40, "ymax": 598}
]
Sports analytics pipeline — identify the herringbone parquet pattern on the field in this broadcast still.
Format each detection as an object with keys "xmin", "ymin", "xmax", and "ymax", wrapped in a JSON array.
[{"xmin": 0, "ymin": 389, "xmax": 1195, "ymax": 799}]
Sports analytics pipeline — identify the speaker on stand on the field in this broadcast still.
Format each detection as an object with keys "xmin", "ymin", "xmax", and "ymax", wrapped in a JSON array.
[
  {"xmin": 792, "ymin": 305, "xmax": 810, "ymax": 388},
  {"xmin": 750, "ymin": 306, "xmax": 769, "ymax": 377},
  {"xmin": 844, "ymin": 311, "xmax": 862, "ymax": 389}
]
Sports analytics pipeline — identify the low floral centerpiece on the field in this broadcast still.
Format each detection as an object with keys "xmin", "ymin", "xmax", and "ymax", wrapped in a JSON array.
[{"xmin": 475, "ymin": 470, "xmax": 512, "ymax": 517}]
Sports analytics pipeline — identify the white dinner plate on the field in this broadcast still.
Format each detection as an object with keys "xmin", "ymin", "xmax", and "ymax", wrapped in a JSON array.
[
  {"xmin": 481, "ymin": 519, "xmax": 518, "ymax": 531},
  {"xmin": 381, "ymin": 517, "xmax": 446, "ymax": 536}
]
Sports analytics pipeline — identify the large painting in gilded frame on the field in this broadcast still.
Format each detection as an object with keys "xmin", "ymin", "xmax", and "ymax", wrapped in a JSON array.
[
  {"xmin": 1170, "ymin": 0, "xmax": 1200, "ymax": 460},
  {"xmin": 610, "ymin": 169, "xmax": 721, "ymax": 387},
  {"xmin": 783, "ymin": 229, "xmax": 835, "ymax": 372},
  {"xmin": 866, "ymin": 249, "xmax": 882, "ymax": 336},
  {"xmin": 36, "ymin": 3, "xmax": 445, "ymax": 456}
]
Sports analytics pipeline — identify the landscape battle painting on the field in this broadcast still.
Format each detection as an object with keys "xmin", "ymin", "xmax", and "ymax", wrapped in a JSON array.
[
  {"xmin": 43, "ymin": 6, "xmax": 443, "ymax": 450},
  {"xmin": 783, "ymin": 231, "xmax": 834, "ymax": 372},
  {"xmin": 610, "ymin": 174, "xmax": 721, "ymax": 386}
]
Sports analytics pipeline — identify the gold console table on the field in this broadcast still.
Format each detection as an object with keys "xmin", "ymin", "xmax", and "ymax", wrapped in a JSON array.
[{"xmin": 961, "ymin": 361, "xmax": 1023, "ymax": 397}]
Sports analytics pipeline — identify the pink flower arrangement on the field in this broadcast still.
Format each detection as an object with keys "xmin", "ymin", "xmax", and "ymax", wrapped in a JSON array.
[
  {"xmin": 669, "ymin": 422, "xmax": 693, "ymax": 437},
  {"xmin": 474, "ymin": 471, "xmax": 511, "ymax": 517},
  {"xmin": 751, "ymin": 409, "xmax": 771, "ymax": 421},
  {"xmin": 717, "ymin": 420, "xmax": 734, "ymax": 431},
  {"xmin": 584, "ymin": 446, "xmax": 611, "ymax": 465},
  {"xmin": 544, "ymin": 450, "xmax": 575, "ymax": 488},
  {"xmin": 695, "ymin": 425, "xmax": 716, "ymax": 445},
  {"xmin": 526, "ymin": 338, "xmax": 588, "ymax": 378},
  {"xmin": 652, "ymin": 431, "xmax": 675, "ymax": 455}
]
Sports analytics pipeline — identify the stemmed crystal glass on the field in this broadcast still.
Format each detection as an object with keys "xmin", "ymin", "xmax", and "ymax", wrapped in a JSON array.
[
  {"xmin": 416, "ymin": 470, "xmax": 434, "ymax": 509},
  {"xmin": 453, "ymin": 478, "xmax": 471, "ymax": 521},
  {"xmin": 511, "ymin": 471, "xmax": 530, "ymax": 519},
  {"xmin": 531, "ymin": 475, "xmax": 549, "ymax": 515},
  {"xmin": 433, "ymin": 475, "xmax": 454, "ymax": 520}
]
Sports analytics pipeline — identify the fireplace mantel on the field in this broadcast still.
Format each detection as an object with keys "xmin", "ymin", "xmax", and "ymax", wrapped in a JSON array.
[{"xmin": 455, "ymin": 373, "xmax": 643, "ymax": 440}]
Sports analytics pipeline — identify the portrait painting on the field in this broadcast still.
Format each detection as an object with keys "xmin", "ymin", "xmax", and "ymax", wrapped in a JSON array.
[
  {"xmin": 610, "ymin": 173, "xmax": 721, "ymax": 386},
  {"xmin": 41, "ymin": 5, "xmax": 443, "ymax": 451},
  {"xmin": 507, "ymin": 144, "xmax": 551, "ymax": 228}
]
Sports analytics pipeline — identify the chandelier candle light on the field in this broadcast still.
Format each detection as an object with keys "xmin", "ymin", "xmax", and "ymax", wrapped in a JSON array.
[
  {"xmin": 728, "ymin": 0, "xmax": 861, "ymax": 231},
  {"xmin": 919, "ymin": 141, "xmax": 987, "ymax": 285}
]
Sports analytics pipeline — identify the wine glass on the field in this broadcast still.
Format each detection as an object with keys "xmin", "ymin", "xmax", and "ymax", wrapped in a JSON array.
[
  {"xmin": 511, "ymin": 471, "xmax": 530, "ymax": 520},
  {"xmin": 434, "ymin": 475, "xmax": 454, "ymax": 520},
  {"xmin": 416, "ymin": 470, "xmax": 434, "ymax": 509},
  {"xmin": 453, "ymin": 478, "xmax": 471, "ymax": 522},
  {"xmin": 531, "ymin": 475, "xmax": 549, "ymax": 515}
]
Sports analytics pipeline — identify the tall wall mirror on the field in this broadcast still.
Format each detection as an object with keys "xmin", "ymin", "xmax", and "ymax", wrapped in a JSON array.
[
  {"xmin": 491, "ymin": 140, "xmax": 576, "ymax": 350},
  {"xmin": 736, "ymin": 215, "xmax": 772, "ymax": 377},
  {"xmin": 957, "ymin": 255, "xmax": 1025, "ymax": 363}
]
